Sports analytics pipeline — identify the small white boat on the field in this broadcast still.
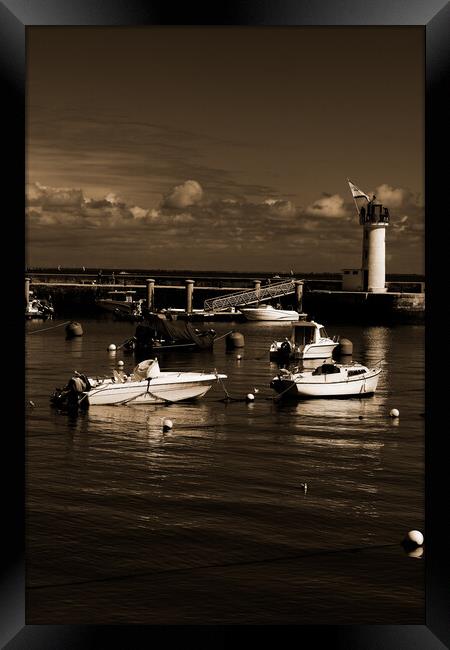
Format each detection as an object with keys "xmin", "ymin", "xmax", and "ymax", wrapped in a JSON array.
[
  {"xmin": 25, "ymin": 296, "xmax": 54, "ymax": 320},
  {"xmin": 51, "ymin": 359, "xmax": 227, "ymax": 407},
  {"xmin": 270, "ymin": 320, "xmax": 339, "ymax": 360},
  {"xmin": 270, "ymin": 361, "xmax": 382, "ymax": 398},
  {"xmin": 239, "ymin": 304, "xmax": 300, "ymax": 321}
]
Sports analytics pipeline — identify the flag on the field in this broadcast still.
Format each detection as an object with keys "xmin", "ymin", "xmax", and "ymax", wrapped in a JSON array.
[{"xmin": 348, "ymin": 179, "xmax": 370, "ymax": 202}]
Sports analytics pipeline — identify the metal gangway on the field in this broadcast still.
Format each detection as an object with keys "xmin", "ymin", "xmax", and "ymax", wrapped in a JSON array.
[{"xmin": 204, "ymin": 279, "xmax": 297, "ymax": 312}]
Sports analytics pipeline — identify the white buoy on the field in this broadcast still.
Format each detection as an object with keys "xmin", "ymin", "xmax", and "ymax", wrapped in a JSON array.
[
  {"xmin": 162, "ymin": 418, "xmax": 173, "ymax": 431},
  {"xmin": 246, "ymin": 393, "xmax": 255, "ymax": 402},
  {"xmin": 236, "ymin": 354, "xmax": 242, "ymax": 360},
  {"xmin": 108, "ymin": 343, "xmax": 117, "ymax": 351},
  {"xmin": 390, "ymin": 408, "xmax": 400, "ymax": 417},
  {"xmin": 406, "ymin": 530, "xmax": 424, "ymax": 546},
  {"xmin": 117, "ymin": 360, "xmax": 124, "ymax": 367}
]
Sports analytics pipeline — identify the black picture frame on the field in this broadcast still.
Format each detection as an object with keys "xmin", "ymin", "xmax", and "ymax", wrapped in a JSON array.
[{"xmin": 2, "ymin": 1, "xmax": 449, "ymax": 647}]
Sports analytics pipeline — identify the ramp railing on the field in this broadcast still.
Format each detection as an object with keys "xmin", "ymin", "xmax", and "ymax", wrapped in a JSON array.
[{"xmin": 204, "ymin": 279, "xmax": 297, "ymax": 312}]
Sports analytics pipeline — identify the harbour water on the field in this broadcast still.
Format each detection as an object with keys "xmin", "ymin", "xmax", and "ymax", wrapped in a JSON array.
[{"xmin": 25, "ymin": 318, "xmax": 425, "ymax": 624}]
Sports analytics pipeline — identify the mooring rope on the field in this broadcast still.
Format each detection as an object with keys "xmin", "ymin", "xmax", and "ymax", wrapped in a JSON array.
[
  {"xmin": 212, "ymin": 329, "xmax": 235, "ymax": 342},
  {"xmin": 28, "ymin": 542, "xmax": 402, "ymax": 592},
  {"xmin": 27, "ymin": 320, "xmax": 72, "ymax": 335}
]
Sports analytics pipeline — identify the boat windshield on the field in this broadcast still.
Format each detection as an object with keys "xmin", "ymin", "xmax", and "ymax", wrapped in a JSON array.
[
  {"xmin": 293, "ymin": 326, "xmax": 315, "ymax": 345},
  {"xmin": 319, "ymin": 327, "xmax": 328, "ymax": 338}
]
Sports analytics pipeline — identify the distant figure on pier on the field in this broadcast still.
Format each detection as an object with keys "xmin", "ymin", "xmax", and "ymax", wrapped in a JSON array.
[
  {"xmin": 97, "ymin": 269, "xmax": 103, "ymax": 284},
  {"xmin": 111, "ymin": 271, "xmax": 115, "ymax": 284}
]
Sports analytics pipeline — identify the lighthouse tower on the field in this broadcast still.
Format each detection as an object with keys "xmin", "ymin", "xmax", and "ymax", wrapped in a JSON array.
[
  {"xmin": 347, "ymin": 180, "xmax": 390, "ymax": 293},
  {"xmin": 360, "ymin": 196, "xmax": 390, "ymax": 292}
]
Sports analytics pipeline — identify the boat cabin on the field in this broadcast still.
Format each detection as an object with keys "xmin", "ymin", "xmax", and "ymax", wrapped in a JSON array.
[
  {"xmin": 290, "ymin": 321, "xmax": 328, "ymax": 346},
  {"xmin": 312, "ymin": 363, "xmax": 340, "ymax": 375},
  {"xmin": 106, "ymin": 290, "xmax": 137, "ymax": 303}
]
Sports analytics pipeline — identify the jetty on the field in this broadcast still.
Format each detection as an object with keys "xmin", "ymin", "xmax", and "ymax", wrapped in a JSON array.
[{"xmin": 25, "ymin": 270, "xmax": 424, "ymax": 323}]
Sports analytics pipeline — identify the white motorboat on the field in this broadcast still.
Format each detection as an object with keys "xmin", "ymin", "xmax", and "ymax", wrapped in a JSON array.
[
  {"xmin": 239, "ymin": 304, "xmax": 300, "ymax": 321},
  {"xmin": 270, "ymin": 361, "xmax": 382, "ymax": 398},
  {"xmin": 270, "ymin": 320, "xmax": 339, "ymax": 360},
  {"xmin": 51, "ymin": 358, "xmax": 227, "ymax": 407},
  {"xmin": 25, "ymin": 296, "xmax": 54, "ymax": 320}
]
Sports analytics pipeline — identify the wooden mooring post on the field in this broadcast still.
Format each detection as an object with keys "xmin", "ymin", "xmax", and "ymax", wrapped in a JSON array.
[
  {"xmin": 185, "ymin": 279, "xmax": 195, "ymax": 313},
  {"xmin": 294, "ymin": 280, "xmax": 304, "ymax": 311},
  {"xmin": 253, "ymin": 279, "xmax": 261, "ymax": 303},
  {"xmin": 25, "ymin": 277, "xmax": 31, "ymax": 306},
  {"xmin": 146, "ymin": 278, "xmax": 155, "ymax": 312}
]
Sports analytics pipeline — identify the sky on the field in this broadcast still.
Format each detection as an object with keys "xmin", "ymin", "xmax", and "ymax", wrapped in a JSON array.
[{"xmin": 26, "ymin": 27, "xmax": 424, "ymax": 273}]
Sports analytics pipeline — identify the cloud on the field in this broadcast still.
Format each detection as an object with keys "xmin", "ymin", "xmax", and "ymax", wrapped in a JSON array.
[
  {"xmin": 26, "ymin": 180, "xmax": 424, "ymax": 273},
  {"xmin": 263, "ymin": 199, "xmax": 297, "ymax": 218},
  {"xmin": 373, "ymin": 183, "xmax": 408, "ymax": 209},
  {"xmin": 27, "ymin": 181, "xmax": 84, "ymax": 209},
  {"xmin": 161, "ymin": 180, "xmax": 203, "ymax": 209},
  {"xmin": 305, "ymin": 193, "xmax": 349, "ymax": 218}
]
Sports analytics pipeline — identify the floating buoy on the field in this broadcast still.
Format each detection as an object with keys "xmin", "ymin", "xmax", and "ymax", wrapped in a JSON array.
[
  {"xmin": 406, "ymin": 530, "xmax": 424, "ymax": 546},
  {"xmin": 358, "ymin": 415, "xmax": 364, "ymax": 420},
  {"xmin": 300, "ymin": 482, "xmax": 308, "ymax": 493},
  {"xmin": 337, "ymin": 338, "xmax": 353, "ymax": 356},
  {"xmin": 226, "ymin": 331, "xmax": 245, "ymax": 350},
  {"xmin": 246, "ymin": 393, "xmax": 255, "ymax": 402},
  {"xmin": 117, "ymin": 360, "xmax": 124, "ymax": 367},
  {"xmin": 65, "ymin": 321, "xmax": 83, "ymax": 338},
  {"xmin": 236, "ymin": 354, "xmax": 242, "ymax": 361},
  {"xmin": 28, "ymin": 400, "xmax": 36, "ymax": 408},
  {"xmin": 401, "ymin": 529, "xmax": 424, "ymax": 552},
  {"xmin": 390, "ymin": 408, "xmax": 400, "ymax": 418},
  {"xmin": 162, "ymin": 418, "xmax": 173, "ymax": 432},
  {"xmin": 108, "ymin": 343, "xmax": 117, "ymax": 352}
]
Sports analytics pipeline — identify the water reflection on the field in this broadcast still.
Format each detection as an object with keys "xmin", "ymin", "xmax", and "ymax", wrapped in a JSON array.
[
  {"xmin": 361, "ymin": 326, "xmax": 390, "ymax": 366},
  {"xmin": 86, "ymin": 400, "xmax": 225, "ymax": 436},
  {"xmin": 66, "ymin": 336, "xmax": 83, "ymax": 358}
]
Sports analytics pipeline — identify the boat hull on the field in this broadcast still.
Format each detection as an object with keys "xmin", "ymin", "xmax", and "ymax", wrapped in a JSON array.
[
  {"xmin": 96, "ymin": 300, "xmax": 136, "ymax": 315},
  {"xmin": 240, "ymin": 309, "xmax": 299, "ymax": 321},
  {"xmin": 85, "ymin": 374, "xmax": 223, "ymax": 405},
  {"xmin": 271, "ymin": 369, "xmax": 381, "ymax": 398}
]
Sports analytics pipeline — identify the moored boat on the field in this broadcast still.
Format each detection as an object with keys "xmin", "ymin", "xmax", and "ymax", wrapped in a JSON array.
[
  {"xmin": 270, "ymin": 361, "xmax": 381, "ymax": 398},
  {"xmin": 129, "ymin": 314, "xmax": 216, "ymax": 355},
  {"xmin": 270, "ymin": 320, "xmax": 339, "ymax": 360},
  {"xmin": 96, "ymin": 290, "xmax": 144, "ymax": 319},
  {"xmin": 239, "ymin": 304, "xmax": 300, "ymax": 321},
  {"xmin": 51, "ymin": 358, "xmax": 227, "ymax": 408},
  {"xmin": 25, "ymin": 296, "xmax": 54, "ymax": 320}
]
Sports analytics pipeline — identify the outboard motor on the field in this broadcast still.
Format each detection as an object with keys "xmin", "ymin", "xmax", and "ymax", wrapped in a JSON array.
[
  {"xmin": 50, "ymin": 372, "xmax": 91, "ymax": 411},
  {"xmin": 279, "ymin": 338, "xmax": 292, "ymax": 364}
]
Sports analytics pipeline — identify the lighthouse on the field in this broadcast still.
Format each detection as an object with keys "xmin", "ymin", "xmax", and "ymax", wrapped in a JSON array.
[{"xmin": 348, "ymin": 180, "xmax": 390, "ymax": 293}]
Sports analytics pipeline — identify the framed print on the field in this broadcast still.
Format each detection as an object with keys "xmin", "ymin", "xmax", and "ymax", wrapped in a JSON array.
[{"xmin": 2, "ymin": 0, "xmax": 449, "ymax": 647}]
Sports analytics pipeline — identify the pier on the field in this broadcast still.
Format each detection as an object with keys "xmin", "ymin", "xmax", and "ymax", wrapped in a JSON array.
[{"xmin": 25, "ymin": 270, "xmax": 424, "ymax": 323}]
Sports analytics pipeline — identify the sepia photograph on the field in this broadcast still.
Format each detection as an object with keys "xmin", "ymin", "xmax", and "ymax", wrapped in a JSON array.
[
  {"xmin": 23, "ymin": 24, "xmax": 429, "ymax": 626},
  {"xmin": 0, "ymin": 1, "xmax": 444, "ymax": 643}
]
